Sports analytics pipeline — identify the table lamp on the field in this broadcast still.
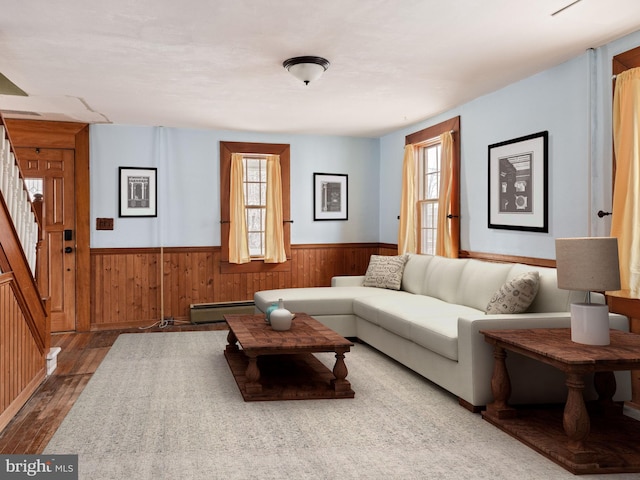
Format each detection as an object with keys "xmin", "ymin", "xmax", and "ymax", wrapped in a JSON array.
[{"xmin": 555, "ymin": 237, "xmax": 621, "ymax": 345}]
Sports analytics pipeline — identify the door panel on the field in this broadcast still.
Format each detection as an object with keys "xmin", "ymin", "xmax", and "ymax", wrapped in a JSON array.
[{"xmin": 17, "ymin": 147, "xmax": 76, "ymax": 332}]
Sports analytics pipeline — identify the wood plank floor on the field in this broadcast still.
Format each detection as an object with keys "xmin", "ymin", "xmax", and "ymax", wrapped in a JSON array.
[{"xmin": 0, "ymin": 322, "xmax": 227, "ymax": 454}]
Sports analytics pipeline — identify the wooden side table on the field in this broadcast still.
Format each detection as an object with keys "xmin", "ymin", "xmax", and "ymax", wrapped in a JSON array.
[
  {"xmin": 481, "ymin": 328, "xmax": 640, "ymax": 475},
  {"xmin": 607, "ymin": 290, "xmax": 640, "ymax": 409}
]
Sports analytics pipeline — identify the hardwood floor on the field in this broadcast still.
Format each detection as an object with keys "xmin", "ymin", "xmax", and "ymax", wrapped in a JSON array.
[{"xmin": 0, "ymin": 322, "xmax": 227, "ymax": 454}]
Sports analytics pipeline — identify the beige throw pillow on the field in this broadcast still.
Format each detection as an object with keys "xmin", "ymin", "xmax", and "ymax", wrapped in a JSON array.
[
  {"xmin": 363, "ymin": 254, "xmax": 409, "ymax": 290},
  {"xmin": 485, "ymin": 271, "xmax": 540, "ymax": 314}
]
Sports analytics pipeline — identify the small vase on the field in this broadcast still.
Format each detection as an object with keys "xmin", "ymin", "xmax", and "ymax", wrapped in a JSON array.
[{"xmin": 270, "ymin": 298, "xmax": 294, "ymax": 331}]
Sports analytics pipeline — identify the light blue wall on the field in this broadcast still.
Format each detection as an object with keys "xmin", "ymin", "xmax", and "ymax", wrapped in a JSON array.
[
  {"xmin": 90, "ymin": 28, "xmax": 640, "ymax": 256},
  {"xmin": 380, "ymin": 28, "xmax": 640, "ymax": 259},
  {"xmin": 90, "ymin": 126, "xmax": 379, "ymax": 248}
]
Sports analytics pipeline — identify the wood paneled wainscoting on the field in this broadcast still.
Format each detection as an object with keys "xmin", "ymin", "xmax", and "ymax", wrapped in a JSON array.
[
  {"xmin": 90, "ymin": 243, "xmax": 396, "ymax": 330},
  {"xmin": 0, "ymin": 274, "xmax": 47, "ymax": 432}
]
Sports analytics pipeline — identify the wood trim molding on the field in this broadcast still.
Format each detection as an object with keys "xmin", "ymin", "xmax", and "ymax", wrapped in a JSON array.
[
  {"xmin": 293, "ymin": 242, "xmax": 383, "ymax": 249},
  {"xmin": 91, "ymin": 243, "xmax": 387, "ymax": 254},
  {"xmin": 460, "ymin": 250, "xmax": 556, "ymax": 268},
  {"xmin": 4, "ymin": 119, "xmax": 91, "ymax": 331},
  {"xmin": 3, "ymin": 119, "xmax": 87, "ymax": 149},
  {"xmin": 90, "ymin": 242, "xmax": 387, "ymax": 256},
  {"xmin": 75, "ymin": 125, "xmax": 91, "ymax": 331},
  {"xmin": 219, "ymin": 141, "xmax": 291, "ymax": 266},
  {"xmin": 405, "ymin": 116, "xmax": 460, "ymax": 145},
  {"xmin": 613, "ymin": 45, "xmax": 640, "ymax": 76}
]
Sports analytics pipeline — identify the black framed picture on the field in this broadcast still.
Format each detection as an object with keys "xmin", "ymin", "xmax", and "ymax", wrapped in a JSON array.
[
  {"xmin": 119, "ymin": 167, "xmax": 157, "ymax": 217},
  {"xmin": 488, "ymin": 131, "xmax": 548, "ymax": 232},
  {"xmin": 313, "ymin": 173, "xmax": 348, "ymax": 221}
]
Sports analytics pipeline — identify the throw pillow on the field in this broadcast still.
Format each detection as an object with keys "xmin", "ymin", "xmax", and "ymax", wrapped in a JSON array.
[
  {"xmin": 485, "ymin": 271, "xmax": 540, "ymax": 314},
  {"xmin": 363, "ymin": 254, "xmax": 409, "ymax": 290}
]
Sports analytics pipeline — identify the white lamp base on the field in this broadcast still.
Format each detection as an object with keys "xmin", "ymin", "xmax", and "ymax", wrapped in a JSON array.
[{"xmin": 570, "ymin": 303, "xmax": 610, "ymax": 346}]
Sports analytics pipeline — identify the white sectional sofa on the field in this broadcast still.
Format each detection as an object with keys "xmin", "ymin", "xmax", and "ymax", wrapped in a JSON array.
[{"xmin": 254, "ymin": 253, "xmax": 631, "ymax": 410}]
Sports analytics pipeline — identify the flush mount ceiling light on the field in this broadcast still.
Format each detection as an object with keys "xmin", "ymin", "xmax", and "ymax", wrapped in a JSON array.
[{"xmin": 282, "ymin": 56, "xmax": 330, "ymax": 85}]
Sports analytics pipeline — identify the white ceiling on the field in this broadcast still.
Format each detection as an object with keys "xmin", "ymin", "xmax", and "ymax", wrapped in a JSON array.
[{"xmin": 1, "ymin": 0, "xmax": 639, "ymax": 137}]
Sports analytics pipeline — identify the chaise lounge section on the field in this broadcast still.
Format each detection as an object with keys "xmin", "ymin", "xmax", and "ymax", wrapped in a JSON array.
[{"xmin": 254, "ymin": 253, "xmax": 631, "ymax": 410}]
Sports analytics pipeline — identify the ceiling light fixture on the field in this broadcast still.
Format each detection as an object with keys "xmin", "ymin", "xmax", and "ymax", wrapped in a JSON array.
[{"xmin": 282, "ymin": 56, "xmax": 330, "ymax": 85}]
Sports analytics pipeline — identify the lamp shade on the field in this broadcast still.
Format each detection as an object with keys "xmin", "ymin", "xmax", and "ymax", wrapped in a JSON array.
[{"xmin": 555, "ymin": 237, "xmax": 621, "ymax": 292}]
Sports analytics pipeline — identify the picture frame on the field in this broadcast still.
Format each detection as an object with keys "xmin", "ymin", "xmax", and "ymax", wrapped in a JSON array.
[
  {"xmin": 119, "ymin": 167, "xmax": 157, "ymax": 217},
  {"xmin": 488, "ymin": 131, "xmax": 548, "ymax": 232},
  {"xmin": 313, "ymin": 173, "xmax": 348, "ymax": 221}
]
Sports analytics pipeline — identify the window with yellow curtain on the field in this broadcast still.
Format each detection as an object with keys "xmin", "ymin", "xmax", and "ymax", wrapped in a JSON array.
[
  {"xmin": 399, "ymin": 116, "xmax": 460, "ymax": 257},
  {"xmin": 220, "ymin": 141, "xmax": 291, "ymax": 273}
]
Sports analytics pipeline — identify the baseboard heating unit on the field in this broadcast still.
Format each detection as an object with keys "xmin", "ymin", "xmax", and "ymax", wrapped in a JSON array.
[{"xmin": 189, "ymin": 301, "xmax": 255, "ymax": 324}]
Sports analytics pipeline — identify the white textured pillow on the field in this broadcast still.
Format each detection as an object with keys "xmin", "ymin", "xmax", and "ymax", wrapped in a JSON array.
[
  {"xmin": 363, "ymin": 254, "xmax": 409, "ymax": 290},
  {"xmin": 485, "ymin": 271, "xmax": 540, "ymax": 314}
]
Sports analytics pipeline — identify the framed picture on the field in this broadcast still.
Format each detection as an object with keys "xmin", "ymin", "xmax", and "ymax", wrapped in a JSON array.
[
  {"xmin": 314, "ymin": 173, "xmax": 348, "ymax": 221},
  {"xmin": 119, "ymin": 167, "xmax": 157, "ymax": 217},
  {"xmin": 488, "ymin": 131, "xmax": 548, "ymax": 232}
]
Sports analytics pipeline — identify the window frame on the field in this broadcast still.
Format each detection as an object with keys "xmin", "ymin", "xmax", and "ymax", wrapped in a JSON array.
[
  {"xmin": 416, "ymin": 140, "xmax": 442, "ymax": 255},
  {"xmin": 220, "ymin": 141, "xmax": 291, "ymax": 273}
]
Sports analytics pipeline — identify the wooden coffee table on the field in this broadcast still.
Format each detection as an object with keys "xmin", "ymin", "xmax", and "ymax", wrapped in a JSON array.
[
  {"xmin": 481, "ymin": 328, "xmax": 640, "ymax": 475},
  {"xmin": 224, "ymin": 313, "xmax": 355, "ymax": 401}
]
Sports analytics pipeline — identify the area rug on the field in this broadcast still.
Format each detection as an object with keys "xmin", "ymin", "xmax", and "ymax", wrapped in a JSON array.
[{"xmin": 44, "ymin": 331, "xmax": 632, "ymax": 480}]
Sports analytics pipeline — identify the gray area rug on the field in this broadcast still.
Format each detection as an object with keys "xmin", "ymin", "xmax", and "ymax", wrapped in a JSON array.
[{"xmin": 44, "ymin": 331, "xmax": 636, "ymax": 479}]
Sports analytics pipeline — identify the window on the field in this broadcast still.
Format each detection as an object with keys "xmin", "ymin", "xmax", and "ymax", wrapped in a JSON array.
[
  {"xmin": 404, "ymin": 116, "xmax": 460, "ymax": 257},
  {"xmin": 219, "ymin": 141, "xmax": 291, "ymax": 272},
  {"xmin": 24, "ymin": 178, "xmax": 44, "ymax": 201},
  {"xmin": 243, "ymin": 155, "xmax": 267, "ymax": 258},
  {"xmin": 417, "ymin": 140, "xmax": 442, "ymax": 255}
]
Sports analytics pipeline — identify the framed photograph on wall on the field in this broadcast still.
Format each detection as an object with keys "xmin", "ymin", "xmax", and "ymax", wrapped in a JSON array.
[
  {"xmin": 119, "ymin": 167, "xmax": 157, "ymax": 217},
  {"xmin": 488, "ymin": 131, "xmax": 548, "ymax": 232},
  {"xmin": 314, "ymin": 173, "xmax": 348, "ymax": 221}
]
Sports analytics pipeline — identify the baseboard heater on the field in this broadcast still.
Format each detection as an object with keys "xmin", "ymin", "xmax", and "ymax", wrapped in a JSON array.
[{"xmin": 189, "ymin": 301, "xmax": 255, "ymax": 324}]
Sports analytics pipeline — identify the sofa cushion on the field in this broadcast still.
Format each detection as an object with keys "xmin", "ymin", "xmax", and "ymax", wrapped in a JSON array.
[
  {"xmin": 423, "ymin": 256, "xmax": 467, "ymax": 303},
  {"xmin": 353, "ymin": 293, "xmax": 482, "ymax": 361},
  {"xmin": 363, "ymin": 254, "xmax": 409, "ymax": 290},
  {"xmin": 456, "ymin": 260, "xmax": 512, "ymax": 311},
  {"xmin": 486, "ymin": 271, "xmax": 540, "ymax": 314},
  {"xmin": 401, "ymin": 253, "xmax": 432, "ymax": 294},
  {"xmin": 255, "ymin": 286, "xmax": 395, "ymax": 316}
]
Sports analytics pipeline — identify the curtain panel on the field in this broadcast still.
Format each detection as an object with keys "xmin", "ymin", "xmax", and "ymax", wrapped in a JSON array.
[
  {"xmin": 264, "ymin": 154, "xmax": 287, "ymax": 263},
  {"xmin": 435, "ymin": 131, "xmax": 458, "ymax": 258},
  {"xmin": 612, "ymin": 67, "xmax": 640, "ymax": 295},
  {"xmin": 398, "ymin": 144, "xmax": 417, "ymax": 254},
  {"xmin": 228, "ymin": 153, "xmax": 250, "ymax": 264}
]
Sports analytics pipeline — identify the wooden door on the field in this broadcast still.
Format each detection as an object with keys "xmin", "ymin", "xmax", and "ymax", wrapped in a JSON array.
[{"xmin": 17, "ymin": 147, "xmax": 76, "ymax": 332}]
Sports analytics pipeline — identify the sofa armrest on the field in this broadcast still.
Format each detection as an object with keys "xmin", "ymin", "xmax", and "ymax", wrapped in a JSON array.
[{"xmin": 331, "ymin": 275, "xmax": 365, "ymax": 287}]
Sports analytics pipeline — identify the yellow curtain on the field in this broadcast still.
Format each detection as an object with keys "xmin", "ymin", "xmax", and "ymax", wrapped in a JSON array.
[
  {"xmin": 435, "ymin": 131, "xmax": 457, "ymax": 258},
  {"xmin": 611, "ymin": 67, "xmax": 640, "ymax": 295},
  {"xmin": 265, "ymin": 154, "xmax": 287, "ymax": 263},
  {"xmin": 398, "ymin": 144, "xmax": 417, "ymax": 254},
  {"xmin": 228, "ymin": 153, "xmax": 250, "ymax": 264}
]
